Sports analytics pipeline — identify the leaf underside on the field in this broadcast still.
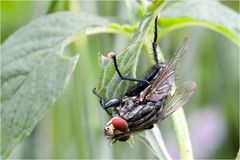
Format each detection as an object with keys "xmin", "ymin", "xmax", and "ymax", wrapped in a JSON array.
[{"xmin": 1, "ymin": 12, "xmax": 110, "ymax": 158}]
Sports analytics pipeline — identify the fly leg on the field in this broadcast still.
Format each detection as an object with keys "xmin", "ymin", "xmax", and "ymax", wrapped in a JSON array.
[
  {"xmin": 125, "ymin": 17, "xmax": 162, "ymax": 96},
  {"xmin": 152, "ymin": 17, "xmax": 167, "ymax": 69},
  {"xmin": 108, "ymin": 17, "xmax": 160, "ymax": 86},
  {"xmin": 92, "ymin": 88, "xmax": 121, "ymax": 116},
  {"xmin": 108, "ymin": 52, "xmax": 150, "ymax": 85},
  {"xmin": 153, "ymin": 16, "xmax": 160, "ymax": 65}
]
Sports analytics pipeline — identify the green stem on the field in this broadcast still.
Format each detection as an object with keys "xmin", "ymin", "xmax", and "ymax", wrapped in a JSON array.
[{"xmin": 172, "ymin": 108, "xmax": 193, "ymax": 160}]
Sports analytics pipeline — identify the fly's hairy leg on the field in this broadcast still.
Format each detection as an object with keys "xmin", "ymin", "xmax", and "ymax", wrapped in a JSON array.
[
  {"xmin": 92, "ymin": 88, "xmax": 121, "ymax": 116},
  {"xmin": 125, "ymin": 17, "xmax": 162, "ymax": 96},
  {"xmin": 153, "ymin": 16, "xmax": 160, "ymax": 65},
  {"xmin": 109, "ymin": 52, "xmax": 150, "ymax": 85}
]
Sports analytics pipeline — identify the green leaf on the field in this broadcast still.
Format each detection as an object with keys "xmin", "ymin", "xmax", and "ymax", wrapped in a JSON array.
[
  {"xmin": 124, "ymin": 0, "xmax": 146, "ymax": 23},
  {"xmin": 1, "ymin": 12, "xmax": 112, "ymax": 158},
  {"xmin": 137, "ymin": 125, "xmax": 171, "ymax": 160},
  {"xmin": 96, "ymin": 0, "xmax": 165, "ymax": 99},
  {"xmin": 160, "ymin": 1, "xmax": 240, "ymax": 46}
]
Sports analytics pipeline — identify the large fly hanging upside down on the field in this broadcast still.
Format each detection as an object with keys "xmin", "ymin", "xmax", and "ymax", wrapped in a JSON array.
[{"xmin": 93, "ymin": 17, "xmax": 196, "ymax": 143}]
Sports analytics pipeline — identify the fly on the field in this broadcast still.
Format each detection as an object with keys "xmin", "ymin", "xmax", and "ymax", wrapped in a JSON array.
[{"xmin": 93, "ymin": 17, "xmax": 196, "ymax": 143}]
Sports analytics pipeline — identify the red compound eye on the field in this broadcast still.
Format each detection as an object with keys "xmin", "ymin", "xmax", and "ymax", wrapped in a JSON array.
[{"xmin": 111, "ymin": 117, "xmax": 128, "ymax": 132}]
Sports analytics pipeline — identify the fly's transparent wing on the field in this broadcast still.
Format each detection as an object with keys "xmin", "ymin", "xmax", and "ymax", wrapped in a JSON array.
[
  {"xmin": 151, "ymin": 37, "xmax": 188, "ymax": 90},
  {"xmin": 142, "ymin": 38, "xmax": 188, "ymax": 102},
  {"xmin": 157, "ymin": 81, "xmax": 197, "ymax": 121}
]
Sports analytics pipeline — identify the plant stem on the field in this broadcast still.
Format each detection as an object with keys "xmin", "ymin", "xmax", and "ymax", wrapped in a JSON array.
[{"xmin": 172, "ymin": 108, "xmax": 193, "ymax": 160}]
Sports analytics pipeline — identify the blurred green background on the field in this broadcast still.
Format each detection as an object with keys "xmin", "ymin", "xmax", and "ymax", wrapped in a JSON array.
[{"xmin": 1, "ymin": 0, "xmax": 239, "ymax": 159}]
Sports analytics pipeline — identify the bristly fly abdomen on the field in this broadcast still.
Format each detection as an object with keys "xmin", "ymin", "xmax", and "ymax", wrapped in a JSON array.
[{"xmin": 93, "ymin": 17, "xmax": 196, "ymax": 143}]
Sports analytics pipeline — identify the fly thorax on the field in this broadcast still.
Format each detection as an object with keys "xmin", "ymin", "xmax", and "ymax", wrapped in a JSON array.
[{"xmin": 118, "ymin": 97, "xmax": 139, "ymax": 120}]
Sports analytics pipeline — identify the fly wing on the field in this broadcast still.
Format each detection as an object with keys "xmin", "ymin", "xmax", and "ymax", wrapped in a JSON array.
[
  {"xmin": 156, "ymin": 81, "xmax": 197, "ymax": 121},
  {"xmin": 140, "ymin": 37, "xmax": 188, "ymax": 102}
]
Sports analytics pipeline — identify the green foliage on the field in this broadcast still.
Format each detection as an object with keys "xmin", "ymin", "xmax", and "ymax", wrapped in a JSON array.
[
  {"xmin": 137, "ymin": 125, "xmax": 171, "ymax": 160},
  {"xmin": 159, "ymin": 1, "xmax": 240, "ymax": 46},
  {"xmin": 1, "ymin": 12, "xmax": 111, "ymax": 158},
  {"xmin": 1, "ymin": 0, "xmax": 239, "ymax": 159},
  {"xmin": 96, "ymin": 4, "xmax": 161, "ymax": 99}
]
